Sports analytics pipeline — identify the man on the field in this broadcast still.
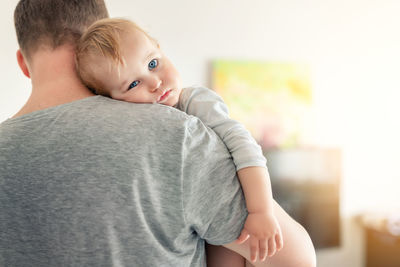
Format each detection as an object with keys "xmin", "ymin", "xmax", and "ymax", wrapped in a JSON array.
[{"xmin": 0, "ymin": 0, "xmax": 316, "ymax": 266}]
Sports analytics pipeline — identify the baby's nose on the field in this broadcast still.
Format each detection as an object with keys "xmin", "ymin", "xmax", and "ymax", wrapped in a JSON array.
[{"xmin": 148, "ymin": 76, "xmax": 161, "ymax": 91}]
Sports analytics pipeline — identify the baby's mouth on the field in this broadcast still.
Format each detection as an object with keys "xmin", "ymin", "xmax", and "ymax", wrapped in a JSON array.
[{"xmin": 158, "ymin": 89, "xmax": 172, "ymax": 103}]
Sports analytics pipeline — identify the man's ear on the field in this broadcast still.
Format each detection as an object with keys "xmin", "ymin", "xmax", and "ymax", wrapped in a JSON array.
[{"xmin": 16, "ymin": 49, "xmax": 30, "ymax": 78}]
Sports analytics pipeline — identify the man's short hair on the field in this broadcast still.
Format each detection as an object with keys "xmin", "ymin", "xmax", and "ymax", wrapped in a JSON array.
[{"xmin": 14, "ymin": 0, "xmax": 109, "ymax": 59}]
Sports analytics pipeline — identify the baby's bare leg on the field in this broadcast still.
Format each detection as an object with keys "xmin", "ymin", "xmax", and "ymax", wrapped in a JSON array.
[
  {"xmin": 206, "ymin": 243, "xmax": 246, "ymax": 267},
  {"xmin": 223, "ymin": 200, "xmax": 316, "ymax": 267}
]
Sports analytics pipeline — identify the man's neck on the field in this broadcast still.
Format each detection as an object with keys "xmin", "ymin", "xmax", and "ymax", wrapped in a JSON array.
[{"xmin": 13, "ymin": 45, "xmax": 94, "ymax": 118}]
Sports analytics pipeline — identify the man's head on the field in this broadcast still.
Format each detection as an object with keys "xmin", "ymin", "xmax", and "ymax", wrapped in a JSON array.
[
  {"xmin": 76, "ymin": 18, "xmax": 182, "ymax": 107},
  {"xmin": 14, "ymin": 0, "xmax": 109, "ymax": 60}
]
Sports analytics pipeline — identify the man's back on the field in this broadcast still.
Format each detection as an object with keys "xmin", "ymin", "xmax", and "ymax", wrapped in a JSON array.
[{"xmin": 0, "ymin": 96, "xmax": 247, "ymax": 266}]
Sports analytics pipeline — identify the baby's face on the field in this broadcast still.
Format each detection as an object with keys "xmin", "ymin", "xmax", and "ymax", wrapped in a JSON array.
[{"xmin": 96, "ymin": 28, "xmax": 182, "ymax": 106}]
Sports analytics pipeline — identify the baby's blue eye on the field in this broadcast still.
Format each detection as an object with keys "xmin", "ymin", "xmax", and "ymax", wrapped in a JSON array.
[
  {"xmin": 128, "ymin": 80, "xmax": 140, "ymax": 90},
  {"xmin": 148, "ymin": 59, "xmax": 158, "ymax": 70}
]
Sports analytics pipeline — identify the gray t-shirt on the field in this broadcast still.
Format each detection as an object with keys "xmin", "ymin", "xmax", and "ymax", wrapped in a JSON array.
[
  {"xmin": 177, "ymin": 86, "xmax": 267, "ymax": 171},
  {"xmin": 0, "ymin": 96, "xmax": 247, "ymax": 267}
]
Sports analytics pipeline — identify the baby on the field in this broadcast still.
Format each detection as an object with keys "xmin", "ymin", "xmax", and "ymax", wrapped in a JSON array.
[{"xmin": 75, "ymin": 18, "xmax": 282, "ymax": 265}]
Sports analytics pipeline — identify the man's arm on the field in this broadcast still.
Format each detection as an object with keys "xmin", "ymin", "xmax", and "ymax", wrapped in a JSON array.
[
  {"xmin": 223, "ymin": 200, "xmax": 316, "ymax": 267},
  {"xmin": 179, "ymin": 115, "xmax": 315, "ymax": 267},
  {"xmin": 180, "ymin": 116, "xmax": 248, "ymax": 245},
  {"xmin": 179, "ymin": 87, "xmax": 283, "ymax": 261}
]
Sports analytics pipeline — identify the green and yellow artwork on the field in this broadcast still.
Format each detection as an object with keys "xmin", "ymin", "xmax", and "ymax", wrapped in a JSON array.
[{"xmin": 212, "ymin": 60, "xmax": 312, "ymax": 149}]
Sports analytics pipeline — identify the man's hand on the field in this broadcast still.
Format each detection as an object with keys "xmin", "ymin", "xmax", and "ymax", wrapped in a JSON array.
[{"xmin": 236, "ymin": 212, "xmax": 283, "ymax": 263}]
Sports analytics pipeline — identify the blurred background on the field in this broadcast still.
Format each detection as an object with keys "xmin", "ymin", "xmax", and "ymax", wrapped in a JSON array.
[{"xmin": 1, "ymin": 0, "xmax": 399, "ymax": 266}]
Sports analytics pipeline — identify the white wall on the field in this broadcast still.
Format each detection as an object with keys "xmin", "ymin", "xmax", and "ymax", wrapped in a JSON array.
[{"xmin": 2, "ymin": 1, "xmax": 400, "ymax": 266}]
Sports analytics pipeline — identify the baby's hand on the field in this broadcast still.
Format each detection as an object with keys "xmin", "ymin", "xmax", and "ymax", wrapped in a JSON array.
[{"xmin": 236, "ymin": 212, "xmax": 283, "ymax": 263}]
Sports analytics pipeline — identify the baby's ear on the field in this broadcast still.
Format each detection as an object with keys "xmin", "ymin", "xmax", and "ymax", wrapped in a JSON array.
[{"xmin": 16, "ymin": 49, "xmax": 30, "ymax": 78}]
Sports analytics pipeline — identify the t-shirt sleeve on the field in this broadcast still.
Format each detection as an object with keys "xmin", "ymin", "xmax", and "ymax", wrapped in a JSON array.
[
  {"xmin": 177, "ymin": 86, "xmax": 267, "ymax": 171},
  {"xmin": 180, "ymin": 116, "xmax": 248, "ymax": 245}
]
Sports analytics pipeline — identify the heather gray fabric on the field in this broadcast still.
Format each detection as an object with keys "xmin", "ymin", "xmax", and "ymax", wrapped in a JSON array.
[
  {"xmin": 0, "ymin": 96, "xmax": 247, "ymax": 267},
  {"xmin": 177, "ymin": 86, "xmax": 267, "ymax": 171}
]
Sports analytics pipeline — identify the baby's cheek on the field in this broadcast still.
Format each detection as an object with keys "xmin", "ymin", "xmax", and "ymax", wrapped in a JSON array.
[
  {"xmin": 166, "ymin": 65, "xmax": 181, "ymax": 81},
  {"xmin": 165, "ymin": 69, "xmax": 175, "ymax": 80}
]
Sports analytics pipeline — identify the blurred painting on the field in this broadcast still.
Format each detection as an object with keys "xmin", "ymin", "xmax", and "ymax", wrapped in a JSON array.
[{"xmin": 212, "ymin": 60, "xmax": 312, "ymax": 149}]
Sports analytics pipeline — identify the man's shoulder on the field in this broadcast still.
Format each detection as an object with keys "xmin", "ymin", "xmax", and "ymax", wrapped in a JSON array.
[
  {"xmin": 1, "ymin": 96, "xmax": 198, "ymax": 136},
  {"xmin": 77, "ymin": 96, "xmax": 195, "ymax": 127}
]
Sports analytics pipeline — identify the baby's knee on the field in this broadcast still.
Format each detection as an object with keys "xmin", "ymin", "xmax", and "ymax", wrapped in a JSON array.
[
  {"xmin": 299, "ymin": 249, "xmax": 316, "ymax": 267},
  {"xmin": 298, "ymin": 226, "xmax": 317, "ymax": 267}
]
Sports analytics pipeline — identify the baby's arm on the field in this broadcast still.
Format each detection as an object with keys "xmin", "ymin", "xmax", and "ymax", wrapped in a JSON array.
[
  {"xmin": 177, "ymin": 87, "xmax": 283, "ymax": 262},
  {"xmin": 236, "ymin": 167, "xmax": 283, "ymax": 262},
  {"xmin": 177, "ymin": 87, "xmax": 266, "ymax": 170}
]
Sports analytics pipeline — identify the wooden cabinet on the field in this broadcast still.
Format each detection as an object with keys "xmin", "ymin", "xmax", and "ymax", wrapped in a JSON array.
[
  {"xmin": 365, "ymin": 227, "xmax": 400, "ymax": 267},
  {"xmin": 266, "ymin": 148, "xmax": 341, "ymax": 248}
]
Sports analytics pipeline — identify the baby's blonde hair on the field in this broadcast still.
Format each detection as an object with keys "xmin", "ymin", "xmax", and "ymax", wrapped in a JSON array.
[{"xmin": 75, "ymin": 18, "xmax": 157, "ymax": 96}]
